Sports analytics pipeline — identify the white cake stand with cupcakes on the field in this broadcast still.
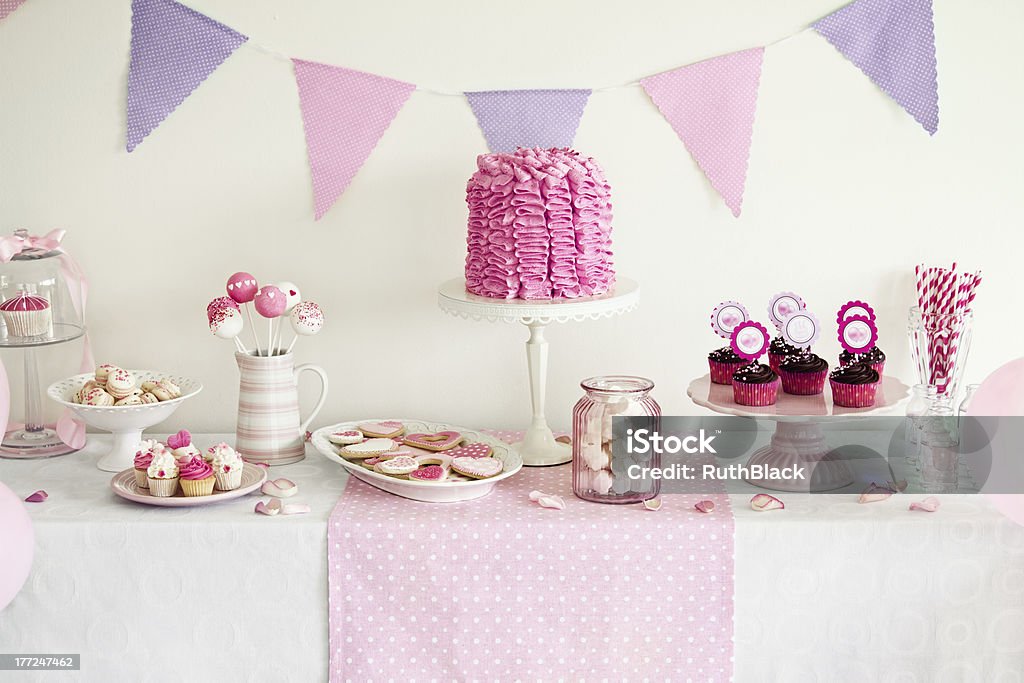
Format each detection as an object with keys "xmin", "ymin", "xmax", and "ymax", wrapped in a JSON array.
[{"xmin": 438, "ymin": 278, "xmax": 639, "ymax": 466}]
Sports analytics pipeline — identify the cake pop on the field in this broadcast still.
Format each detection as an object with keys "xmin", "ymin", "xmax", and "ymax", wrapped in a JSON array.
[
  {"xmin": 206, "ymin": 296, "xmax": 238, "ymax": 323},
  {"xmin": 226, "ymin": 272, "xmax": 261, "ymax": 355},
  {"xmin": 254, "ymin": 286, "xmax": 286, "ymax": 356},
  {"xmin": 210, "ymin": 306, "xmax": 245, "ymax": 354},
  {"xmin": 286, "ymin": 301, "xmax": 324, "ymax": 354}
]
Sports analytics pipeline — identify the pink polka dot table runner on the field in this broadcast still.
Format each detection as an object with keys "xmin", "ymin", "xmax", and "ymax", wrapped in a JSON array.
[{"xmin": 328, "ymin": 432, "xmax": 735, "ymax": 681}]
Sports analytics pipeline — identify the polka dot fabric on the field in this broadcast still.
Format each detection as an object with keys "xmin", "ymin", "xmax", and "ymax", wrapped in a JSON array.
[
  {"xmin": 126, "ymin": 0, "xmax": 247, "ymax": 152},
  {"xmin": 328, "ymin": 431, "xmax": 734, "ymax": 682},
  {"xmin": 465, "ymin": 89, "xmax": 592, "ymax": 153},
  {"xmin": 813, "ymin": 0, "xmax": 939, "ymax": 135},
  {"xmin": 293, "ymin": 60, "xmax": 415, "ymax": 220},
  {"xmin": 0, "ymin": 0, "xmax": 26, "ymax": 22},
  {"xmin": 641, "ymin": 49, "xmax": 763, "ymax": 218}
]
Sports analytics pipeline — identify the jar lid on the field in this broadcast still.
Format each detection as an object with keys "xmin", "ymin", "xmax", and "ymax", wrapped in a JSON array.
[{"xmin": 580, "ymin": 375, "xmax": 654, "ymax": 397}]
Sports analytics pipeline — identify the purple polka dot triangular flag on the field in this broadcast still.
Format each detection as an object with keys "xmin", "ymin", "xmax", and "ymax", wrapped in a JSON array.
[
  {"xmin": 641, "ymin": 48, "xmax": 764, "ymax": 217},
  {"xmin": 0, "ymin": 0, "xmax": 27, "ymax": 22},
  {"xmin": 813, "ymin": 0, "xmax": 939, "ymax": 135},
  {"xmin": 126, "ymin": 0, "xmax": 247, "ymax": 152},
  {"xmin": 465, "ymin": 89, "xmax": 592, "ymax": 153},
  {"xmin": 292, "ymin": 60, "xmax": 415, "ymax": 220}
]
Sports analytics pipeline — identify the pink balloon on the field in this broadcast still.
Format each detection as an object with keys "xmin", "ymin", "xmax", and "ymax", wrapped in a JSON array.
[
  {"xmin": 0, "ymin": 481, "xmax": 33, "ymax": 611},
  {"xmin": 253, "ymin": 285, "xmax": 286, "ymax": 318},
  {"xmin": 226, "ymin": 272, "xmax": 258, "ymax": 304},
  {"xmin": 969, "ymin": 358, "xmax": 1024, "ymax": 527}
]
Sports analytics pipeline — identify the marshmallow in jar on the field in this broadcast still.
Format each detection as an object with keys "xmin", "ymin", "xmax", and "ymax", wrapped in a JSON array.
[{"xmin": 572, "ymin": 376, "xmax": 661, "ymax": 504}]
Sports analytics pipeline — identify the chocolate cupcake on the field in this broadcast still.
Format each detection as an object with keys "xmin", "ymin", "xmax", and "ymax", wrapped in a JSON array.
[
  {"xmin": 779, "ymin": 353, "xmax": 829, "ymax": 395},
  {"xmin": 838, "ymin": 346, "xmax": 886, "ymax": 376},
  {"xmin": 732, "ymin": 362, "xmax": 780, "ymax": 406},
  {"xmin": 829, "ymin": 363, "xmax": 880, "ymax": 408},
  {"xmin": 768, "ymin": 336, "xmax": 804, "ymax": 374},
  {"xmin": 708, "ymin": 346, "xmax": 747, "ymax": 385}
]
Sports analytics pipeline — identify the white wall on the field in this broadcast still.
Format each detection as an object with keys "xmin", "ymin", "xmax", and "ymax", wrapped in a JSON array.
[{"xmin": 1, "ymin": 0, "xmax": 1021, "ymax": 434}]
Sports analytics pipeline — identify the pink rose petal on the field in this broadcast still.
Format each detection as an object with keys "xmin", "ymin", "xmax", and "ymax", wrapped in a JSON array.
[
  {"xmin": 280, "ymin": 502, "xmax": 311, "ymax": 515},
  {"xmin": 255, "ymin": 499, "xmax": 281, "ymax": 516},
  {"xmin": 528, "ymin": 490, "xmax": 544, "ymax": 502},
  {"xmin": 537, "ymin": 495, "xmax": 565, "ymax": 510},
  {"xmin": 858, "ymin": 483, "xmax": 894, "ymax": 504},
  {"xmin": 750, "ymin": 493, "xmax": 785, "ymax": 511},
  {"xmin": 243, "ymin": 459, "xmax": 270, "ymax": 470},
  {"xmin": 643, "ymin": 497, "xmax": 663, "ymax": 511},
  {"xmin": 261, "ymin": 478, "xmax": 298, "ymax": 498},
  {"xmin": 891, "ymin": 479, "xmax": 909, "ymax": 493},
  {"xmin": 909, "ymin": 496, "xmax": 941, "ymax": 512},
  {"xmin": 694, "ymin": 499, "xmax": 715, "ymax": 513},
  {"xmin": 24, "ymin": 490, "xmax": 48, "ymax": 503}
]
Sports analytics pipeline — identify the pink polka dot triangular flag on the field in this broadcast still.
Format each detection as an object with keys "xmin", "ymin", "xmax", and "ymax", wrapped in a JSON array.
[
  {"xmin": 464, "ymin": 89, "xmax": 592, "ymax": 153},
  {"xmin": 292, "ymin": 60, "xmax": 415, "ymax": 220},
  {"xmin": 126, "ymin": 0, "xmax": 247, "ymax": 152},
  {"xmin": 813, "ymin": 0, "xmax": 939, "ymax": 135},
  {"xmin": 641, "ymin": 48, "xmax": 764, "ymax": 217},
  {"xmin": 0, "ymin": 0, "xmax": 27, "ymax": 21}
]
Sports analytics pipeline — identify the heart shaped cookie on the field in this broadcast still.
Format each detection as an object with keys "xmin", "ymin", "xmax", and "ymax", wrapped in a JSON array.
[
  {"xmin": 447, "ymin": 442, "xmax": 492, "ymax": 459},
  {"xmin": 358, "ymin": 421, "xmax": 405, "ymax": 438},
  {"xmin": 339, "ymin": 438, "xmax": 397, "ymax": 459},
  {"xmin": 403, "ymin": 431, "xmax": 463, "ymax": 452},
  {"xmin": 374, "ymin": 455, "xmax": 418, "ymax": 476},
  {"xmin": 451, "ymin": 456, "xmax": 503, "ymax": 479},
  {"xmin": 409, "ymin": 465, "xmax": 447, "ymax": 482},
  {"xmin": 328, "ymin": 429, "xmax": 364, "ymax": 445}
]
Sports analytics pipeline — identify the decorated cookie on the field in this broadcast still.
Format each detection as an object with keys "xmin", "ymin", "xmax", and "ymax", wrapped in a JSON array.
[
  {"xmin": 409, "ymin": 465, "xmax": 447, "ymax": 482},
  {"xmin": 357, "ymin": 421, "xmax": 405, "ymax": 438},
  {"xmin": 403, "ymin": 431, "xmax": 463, "ymax": 452},
  {"xmin": 451, "ymin": 456, "xmax": 503, "ymax": 479},
  {"xmin": 339, "ymin": 438, "xmax": 398, "ymax": 459},
  {"xmin": 446, "ymin": 442, "xmax": 493, "ymax": 459},
  {"xmin": 374, "ymin": 455, "xmax": 419, "ymax": 477},
  {"xmin": 328, "ymin": 429, "xmax": 364, "ymax": 446},
  {"xmin": 414, "ymin": 453, "xmax": 453, "ymax": 468}
]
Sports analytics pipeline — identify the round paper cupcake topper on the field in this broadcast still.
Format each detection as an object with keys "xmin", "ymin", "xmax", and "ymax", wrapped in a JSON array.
[
  {"xmin": 837, "ymin": 300, "xmax": 876, "ymax": 325},
  {"xmin": 710, "ymin": 301, "xmax": 749, "ymax": 339},
  {"xmin": 767, "ymin": 291, "xmax": 806, "ymax": 330},
  {"xmin": 838, "ymin": 315, "xmax": 878, "ymax": 354},
  {"xmin": 781, "ymin": 310, "xmax": 821, "ymax": 350},
  {"xmin": 730, "ymin": 321, "xmax": 771, "ymax": 361}
]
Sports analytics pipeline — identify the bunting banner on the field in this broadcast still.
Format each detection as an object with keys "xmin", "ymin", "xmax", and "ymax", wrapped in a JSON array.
[
  {"xmin": 0, "ymin": 0, "xmax": 26, "ymax": 22},
  {"xmin": 813, "ymin": 0, "xmax": 939, "ymax": 135},
  {"xmin": 641, "ymin": 48, "xmax": 764, "ymax": 217},
  {"xmin": 292, "ymin": 60, "xmax": 415, "ymax": 220},
  {"xmin": 465, "ymin": 89, "xmax": 592, "ymax": 153},
  {"xmin": 126, "ymin": 0, "xmax": 247, "ymax": 151},
  {"xmin": 0, "ymin": 0, "xmax": 945, "ymax": 218}
]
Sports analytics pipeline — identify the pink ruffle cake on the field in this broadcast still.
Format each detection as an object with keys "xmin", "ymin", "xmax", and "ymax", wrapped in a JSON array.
[{"xmin": 465, "ymin": 147, "xmax": 615, "ymax": 300}]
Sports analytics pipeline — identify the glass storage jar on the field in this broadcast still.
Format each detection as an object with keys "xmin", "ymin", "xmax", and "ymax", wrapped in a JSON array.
[{"xmin": 572, "ymin": 375, "xmax": 661, "ymax": 504}]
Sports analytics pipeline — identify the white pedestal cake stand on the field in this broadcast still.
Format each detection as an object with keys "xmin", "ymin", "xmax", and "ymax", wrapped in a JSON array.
[
  {"xmin": 438, "ymin": 277, "xmax": 639, "ymax": 467},
  {"xmin": 687, "ymin": 374, "xmax": 909, "ymax": 492}
]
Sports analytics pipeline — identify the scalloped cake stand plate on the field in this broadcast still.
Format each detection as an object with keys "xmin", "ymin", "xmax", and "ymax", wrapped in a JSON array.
[
  {"xmin": 311, "ymin": 419, "xmax": 523, "ymax": 503},
  {"xmin": 110, "ymin": 462, "xmax": 267, "ymax": 507}
]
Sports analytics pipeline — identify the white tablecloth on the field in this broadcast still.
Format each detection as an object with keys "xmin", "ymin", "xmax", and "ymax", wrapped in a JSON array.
[{"xmin": 2, "ymin": 434, "xmax": 1024, "ymax": 682}]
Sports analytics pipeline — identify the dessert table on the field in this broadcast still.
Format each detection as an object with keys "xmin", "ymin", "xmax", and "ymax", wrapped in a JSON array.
[{"xmin": 2, "ymin": 434, "xmax": 1024, "ymax": 681}]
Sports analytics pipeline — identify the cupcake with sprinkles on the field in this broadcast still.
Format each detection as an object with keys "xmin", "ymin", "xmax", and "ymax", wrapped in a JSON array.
[
  {"xmin": 707, "ymin": 301, "xmax": 750, "ymax": 384},
  {"xmin": 836, "ymin": 301, "xmax": 885, "ymax": 375},
  {"xmin": 729, "ymin": 320, "xmax": 779, "ymax": 406},
  {"xmin": 831, "ymin": 314, "xmax": 881, "ymax": 408},
  {"xmin": 766, "ymin": 291, "xmax": 809, "ymax": 372},
  {"xmin": 775, "ymin": 308, "xmax": 828, "ymax": 395}
]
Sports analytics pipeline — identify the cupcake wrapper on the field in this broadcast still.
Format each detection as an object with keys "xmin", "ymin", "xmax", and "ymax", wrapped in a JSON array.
[
  {"xmin": 180, "ymin": 476, "xmax": 216, "ymax": 497},
  {"xmin": 134, "ymin": 468, "xmax": 150, "ymax": 489},
  {"xmin": 2, "ymin": 309, "xmax": 51, "ymax": 337},
  {"xmin": 830, "ymin": 379, "xmax": 879, "ymax": 408},
  {"xmin": 733, "ymin": 378, "xmax": 780, "ymax": 406},
  {"xmin": 868, "ymin": 361, "xmax": 885, "ymax": 376},
  {"xmin": 780, "ymin": 369, "xmax": 828, "ymax": 395},
  {"xmin": 214, "ymin": 468, "xmax": 243, "ymax": 491},
  {"xmin": 709, "ymin": 359, "xmax": 745, "ymax": 385},
  {"xmin": 768, "ymin": 353, "xmax": 786, "ymax": 374},
  {"xmin": 147, "ymin": 477, "xmax": 178, "ymax": 497}
]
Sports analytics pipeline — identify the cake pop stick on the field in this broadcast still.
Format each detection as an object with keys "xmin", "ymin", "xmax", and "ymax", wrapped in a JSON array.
[
  {"xmin": 227, "ymin": 272, "xmax": 260, "ymax": 355},
  {"xmin": 286, "ymin": 301, "xmax": 324, "ymax": 354},
  {"xmin": 254, "ymin": 285, "xmax": 286, "ymax": 356},
  {"xmin": 273, "ymin": 282, "xmax": 302, "ymax": 354}
]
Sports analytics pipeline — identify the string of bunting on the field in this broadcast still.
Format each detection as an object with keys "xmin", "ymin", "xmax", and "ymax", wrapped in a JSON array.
[{"xmin": 1, "ymin": 0, "xmax": 940, "ymax": 219}]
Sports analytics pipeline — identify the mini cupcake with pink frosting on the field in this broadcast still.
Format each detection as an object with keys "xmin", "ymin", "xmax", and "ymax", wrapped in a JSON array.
[
  {"xmin": 147, "ymin": 449, "xmax": 180, "ymax": 497},
  {"xmin": 178, "ymin": 455, "xmax": 215, "ymax": 497},
  {"xmin": 208, "ymin": 442, "xmax": 244, "ymax": 491},
  {"xmin": 133, "ymin": 439, "xmax": 162, "ymax": 488}
]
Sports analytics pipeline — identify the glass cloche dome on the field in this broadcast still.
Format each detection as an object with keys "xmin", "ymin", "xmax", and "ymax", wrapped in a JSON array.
[{"xmin": 0, "ymin": 229, "xmax": 84, "ymax": 344}]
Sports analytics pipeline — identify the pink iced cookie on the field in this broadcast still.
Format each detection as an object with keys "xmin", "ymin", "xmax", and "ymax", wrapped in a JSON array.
[
  {"xmin": 409, "ymin": 465, "xmax": 447, "ymax": 482},
  {"xmin": 357, "ymin": 421, "xmax": 405, "ymax": 438},
  {"xmin": 451, "ymin": 456, "xmax": 503, "ymax": 479},
  {"xmin": 374, "ymin": 455, "xmax": 418, "ymax": 476},
  {"xmin": 327, "ymin": 430, "xmax": 364, "ymax": 446},
  {"xmin": 339, "ymin": 438, "xmax": 397, "ymax": 459},
  {"xmin": 446, "ymin": 442, "xmax": 492, "ymax": 459},
  {"xmin": 254, "ymin": 285, "xmax": 286, "ymax": 318},
  {"xmin": 226, "ymin": 272, "xmax": 258, "ymax": 304},
  {"xmin": 403, "ymin": 431, "xmax": 463, "ymax": 452}
]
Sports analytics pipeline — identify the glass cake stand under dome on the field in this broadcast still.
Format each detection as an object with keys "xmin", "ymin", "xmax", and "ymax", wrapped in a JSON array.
[
  {"xmin": 438, "ymin": 277, "xmax": 639, "ymax": 467},
  {"xmin": 0, "ymin": 229, "xmax": 87, "ymax": 459}
]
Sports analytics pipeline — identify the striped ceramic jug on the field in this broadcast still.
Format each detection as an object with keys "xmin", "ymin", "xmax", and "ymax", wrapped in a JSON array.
[{"xmin": 234, "ymin": 351, "xmax": 328, "ymax": 465}]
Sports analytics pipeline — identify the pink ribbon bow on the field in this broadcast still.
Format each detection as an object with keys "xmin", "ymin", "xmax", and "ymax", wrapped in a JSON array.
[{"xmin": 0, "ymin": 229, "xmax": 66, "ymax": 263}]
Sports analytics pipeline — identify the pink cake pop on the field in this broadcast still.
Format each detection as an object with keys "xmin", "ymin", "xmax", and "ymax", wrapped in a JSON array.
[
  {"xmin": 274, "ymin": 282, "xmax": 302, "ymax": 313},
  {"xmin": 210, "ymin": 306, "xmax": 245, "ymax": 353},
  {"xmin": 207, "ymin": 296, "xmax": 239, "ymax": 323},
  {"xmin": 226, "ymin": 272, "xmax": 258, "ymax": 304},
  {"xmin": 254, "ymin": 286, "xmax": 286, "ymax": 318}
]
